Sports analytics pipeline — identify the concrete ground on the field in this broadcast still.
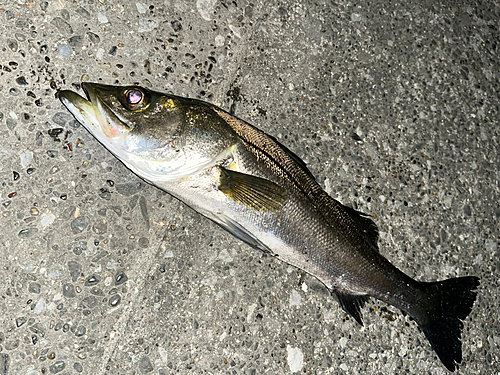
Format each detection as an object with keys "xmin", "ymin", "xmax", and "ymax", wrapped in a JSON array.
[{"xmin": 0, "ymin": 0, "xmax": 498, "ymax": 374}]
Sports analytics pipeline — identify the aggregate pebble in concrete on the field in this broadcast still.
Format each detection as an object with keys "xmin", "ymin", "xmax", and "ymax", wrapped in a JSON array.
[{"xmin": 0, "ymin": 1, "xmax": 498, "ymax": 374}]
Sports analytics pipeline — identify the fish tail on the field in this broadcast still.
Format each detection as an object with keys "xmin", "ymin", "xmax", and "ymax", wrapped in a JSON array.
[{"xmin": 416, "ymin": 276, "xmax": 480, "ymax": 371}]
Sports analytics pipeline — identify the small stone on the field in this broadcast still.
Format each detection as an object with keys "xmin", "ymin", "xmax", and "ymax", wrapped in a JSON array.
[
  {"xmin": 76, "ymin": 7, "xmax": 90, "ymax": 18},
  {"xmin": 115, "ymin": 182, "xmax": 145, "ymax": 196},
  {"xmin": 28, "ymin": 282, "xmax": 41, "ymax": 294},
  {"xmin": 58, "ymin": 44, "xmax": 71, "ymax": 56},
  {"xmin": 90, "ymin": 287, "xmax": 104, "ymax": 296},
  {"xmin": 18, "ymin": 228, "xmax": 38, "ymax": 238},
  {"xmin": 138, "ymin": 237, "xmax": 149, "ymax": 248},
  {"xmin": 110, "ymin": 206, "xmax": 122, "ymax": 216},
  {"xmin": 92, "ymin": 220, "xmax": 107, "ymax": 234},
  {"xmin": 7, "ymin": 39, "xmax": 18, "ymax": 51},
  {"xmin": 16, "ymin": 76, "xmax": 28, "ymax": 85},
  {"xmin": 46, "ymin": 150, "xmax": 58, "ymax": 158},
  {"xmin": 351, "ymin": 13, "xmax": 362, "ymax": 22},
  {"xmin": 4, "ymin": 339, "xmax": 19, "ymax": 350},
  {"xmin": 139, "ymin": 196, "xmax": 149, "ymax": 226},
  {"xmin": 67, "ymin": 261, "xmax": 82, "ymax": 282},
  {"xmin": 0, "ymin": 353, "xmax": 8, "ymax": 374},
  {"xmin": 84, "ymin": 275, "xmax": 101, "ymax": 286},
  {"xmin": 171, "ymin": 20, "xmax": 182, "ymax": 32},
  {"xmin": 51, "ymin": 17, "xmax": 73, "ymax": 35},
  {"xmin": 29, "ymin": 323, "xmax": 45, "ymax": 337},
  {"xmin": 287, "ymin": 346, "xmax": 304, "ymax": 373},
  {"xmin": 75, "ymin": 325, "xmax": 86, "ymax": 337},
  {"xmin": 68, "ymin": 35, "xmax": 83, "ymax": 48},
  {"xmin": 6, "ymin": 118, "xmax": 17, "ymax": 130},
  {"xmin": 196, "ymin": 0, "xmax": 217, "ymax": 21},
  {"xmin": 49, "ymin": 360, "xmax": 65, "ymax": 374},
  {"xmin": 115, "ymin": 271, "xmax": 128, "ymax": 285},
  {"xmin": 98, "ymin": 188, "xmax": 111, "ymax": 200},
  {"xmin": 136, "ymin": 2, "xmax": 147, "ymax": 13},
  {"xmin": 97, "ymin": 12, "xmax": 108, "ymax": 23},
  {"xmin": 62, "ymin": 283, "xmax": 76, "ymax": 298},
  {"xmin": 108, "ymin": 294, "xmax": 121, "ymax": 307},
  {"xmin": 54, "ymin": 321, "xmax": 63, "ymax": 331},
  {"xmin": 91, "ymin": 251, "xmax": 108, "ymax": 262},
  {"xmin": 19, "ymin": 150, "xmax": 33, "ymax": 167},
  {"xmin": 52, "ymin": 113, "xmax": 72, "ymax": 126},
  {"xmin": 16, "ymin": 317, "xmax": 27, "ymax": 327},
  {"xmin": 40, "ymin": 213, "xmax": 55, "ymax": 228},
  {"xmin": 73, "ymin": 362, "xmax": 83, "ymax": 373},
  {"xmin": 70, "ymin": 216, "xmax": 88, "ymax": 234},
  {"xmin": 138, "ymin": 356, "xmax": 153, "ymax": 373},
  {"xmin": 83, "ymin": 296, "xmax": 98, "ymax": 308},
  {"xmin": 87, "ymin": 31, "xmax": 100, "ymax": 44}
]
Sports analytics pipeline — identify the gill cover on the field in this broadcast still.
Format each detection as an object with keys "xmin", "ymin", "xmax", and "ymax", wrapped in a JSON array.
[{"xmin": 59, "ymin": 83, "xmax": 238, "ymax": 182}]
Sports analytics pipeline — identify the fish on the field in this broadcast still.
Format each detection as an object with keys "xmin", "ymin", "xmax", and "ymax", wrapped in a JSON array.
[{"xmin": 59, "ymin": 83, "xmax": 480, "ymax": 371}]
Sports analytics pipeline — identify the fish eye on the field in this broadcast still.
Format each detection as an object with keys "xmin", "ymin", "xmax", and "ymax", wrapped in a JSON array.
[
  {"xmin": 124, "ymin": 88, "xmax": 144, "ymax": 105},
  {"xmin": 122, "ymin": 88, "xmax": 151, "ymax": 112}
]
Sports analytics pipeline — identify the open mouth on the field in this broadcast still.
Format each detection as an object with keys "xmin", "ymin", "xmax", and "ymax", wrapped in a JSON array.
[
  {"xmin": 59, "ymin": 83, "xmax": 129, "ymax": 139},
  {"xmin": 58, "ymin": 86, "xmax": 100, "ymax": 133}
]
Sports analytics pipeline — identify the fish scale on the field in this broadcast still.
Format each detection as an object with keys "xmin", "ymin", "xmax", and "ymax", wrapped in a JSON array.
[{"xmin": 59, "ymin": 82, "xmax": 479, "ymax": 372}]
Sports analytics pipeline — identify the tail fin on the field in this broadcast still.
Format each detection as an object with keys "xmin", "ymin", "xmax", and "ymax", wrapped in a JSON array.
[{"xmin": 417, "ymin": 276, "xmax": 480, "ymax": 371}]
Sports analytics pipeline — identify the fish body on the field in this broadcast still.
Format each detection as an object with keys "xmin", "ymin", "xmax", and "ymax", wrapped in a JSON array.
[{"xmin": 59, "ymin": 83, "xmax": 479, "ymax": 371}]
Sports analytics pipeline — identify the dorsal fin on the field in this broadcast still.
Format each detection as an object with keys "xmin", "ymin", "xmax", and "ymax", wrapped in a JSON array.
[
  {"xmin": 266, "ymin": 133, "xmax": 316, "ymax": 181},
  {"xmin": 340, "ymin": 204, "xmax": 379, "ymax": 251},
  {"xmin": 213, "ymin": 106, "xmax": 379, "ymax": 251}
]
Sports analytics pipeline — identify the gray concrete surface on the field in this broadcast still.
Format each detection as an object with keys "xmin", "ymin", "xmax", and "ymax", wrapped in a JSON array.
[{"xmin": 0, "ymin": 1, "xmax": 498, "ymax": 374}]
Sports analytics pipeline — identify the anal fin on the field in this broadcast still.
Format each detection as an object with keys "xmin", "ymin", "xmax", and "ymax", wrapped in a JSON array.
[{"xmin": 333, "ymin": 291, "xmax": 370, "ymax": 326}]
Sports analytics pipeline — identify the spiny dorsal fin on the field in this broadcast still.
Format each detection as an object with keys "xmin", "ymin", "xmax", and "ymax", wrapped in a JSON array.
[
  {"xmin": 218, "ymin": 168, "xmax": 287, "ymax": 212},
  {"xmin": 213, "ymin": 106, "xmax": 379, "ymax": 251},
  {"xmin": 333, "ymin": 291, "xmax": 370, "ymax": 326},
  {"xmin": 266, "ymin": 133, "xmax": 316, "ymax": 181}
]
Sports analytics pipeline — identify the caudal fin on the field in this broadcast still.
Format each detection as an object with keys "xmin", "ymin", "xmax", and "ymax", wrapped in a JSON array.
[{"xmin": 417, "ymin": 276, "xmax": 480, "ymax": 371}]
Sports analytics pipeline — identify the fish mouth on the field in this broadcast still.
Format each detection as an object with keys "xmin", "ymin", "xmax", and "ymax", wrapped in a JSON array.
[{"xmin": 59, "ymin": 83, "xmax": 131, "ymax": 139}]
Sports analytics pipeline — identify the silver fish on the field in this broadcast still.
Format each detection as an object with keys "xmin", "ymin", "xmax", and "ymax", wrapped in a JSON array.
[{"xmin": 59, "ymin": 83, "xmax": 479, "ymax": 371}]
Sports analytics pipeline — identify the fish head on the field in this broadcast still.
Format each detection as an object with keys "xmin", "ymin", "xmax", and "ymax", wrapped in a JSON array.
[{"xmin": 59, "ymin": 83, "xmax": 202, "ymax": 181}]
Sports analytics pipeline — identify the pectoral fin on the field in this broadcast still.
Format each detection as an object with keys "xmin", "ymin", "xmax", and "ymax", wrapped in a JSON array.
[{"xmin": 218, "ymin": 168, "xmax": 287, "ymax": 212}]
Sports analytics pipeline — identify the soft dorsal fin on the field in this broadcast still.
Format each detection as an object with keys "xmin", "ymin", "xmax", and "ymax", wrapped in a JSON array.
[
  {"xmin": 342, "ymin": 204, "xmax": 380, "ymax": 251},
  {"xmin": 218, "ymin": 168, "xmax": 287, "ymax": 212}
]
